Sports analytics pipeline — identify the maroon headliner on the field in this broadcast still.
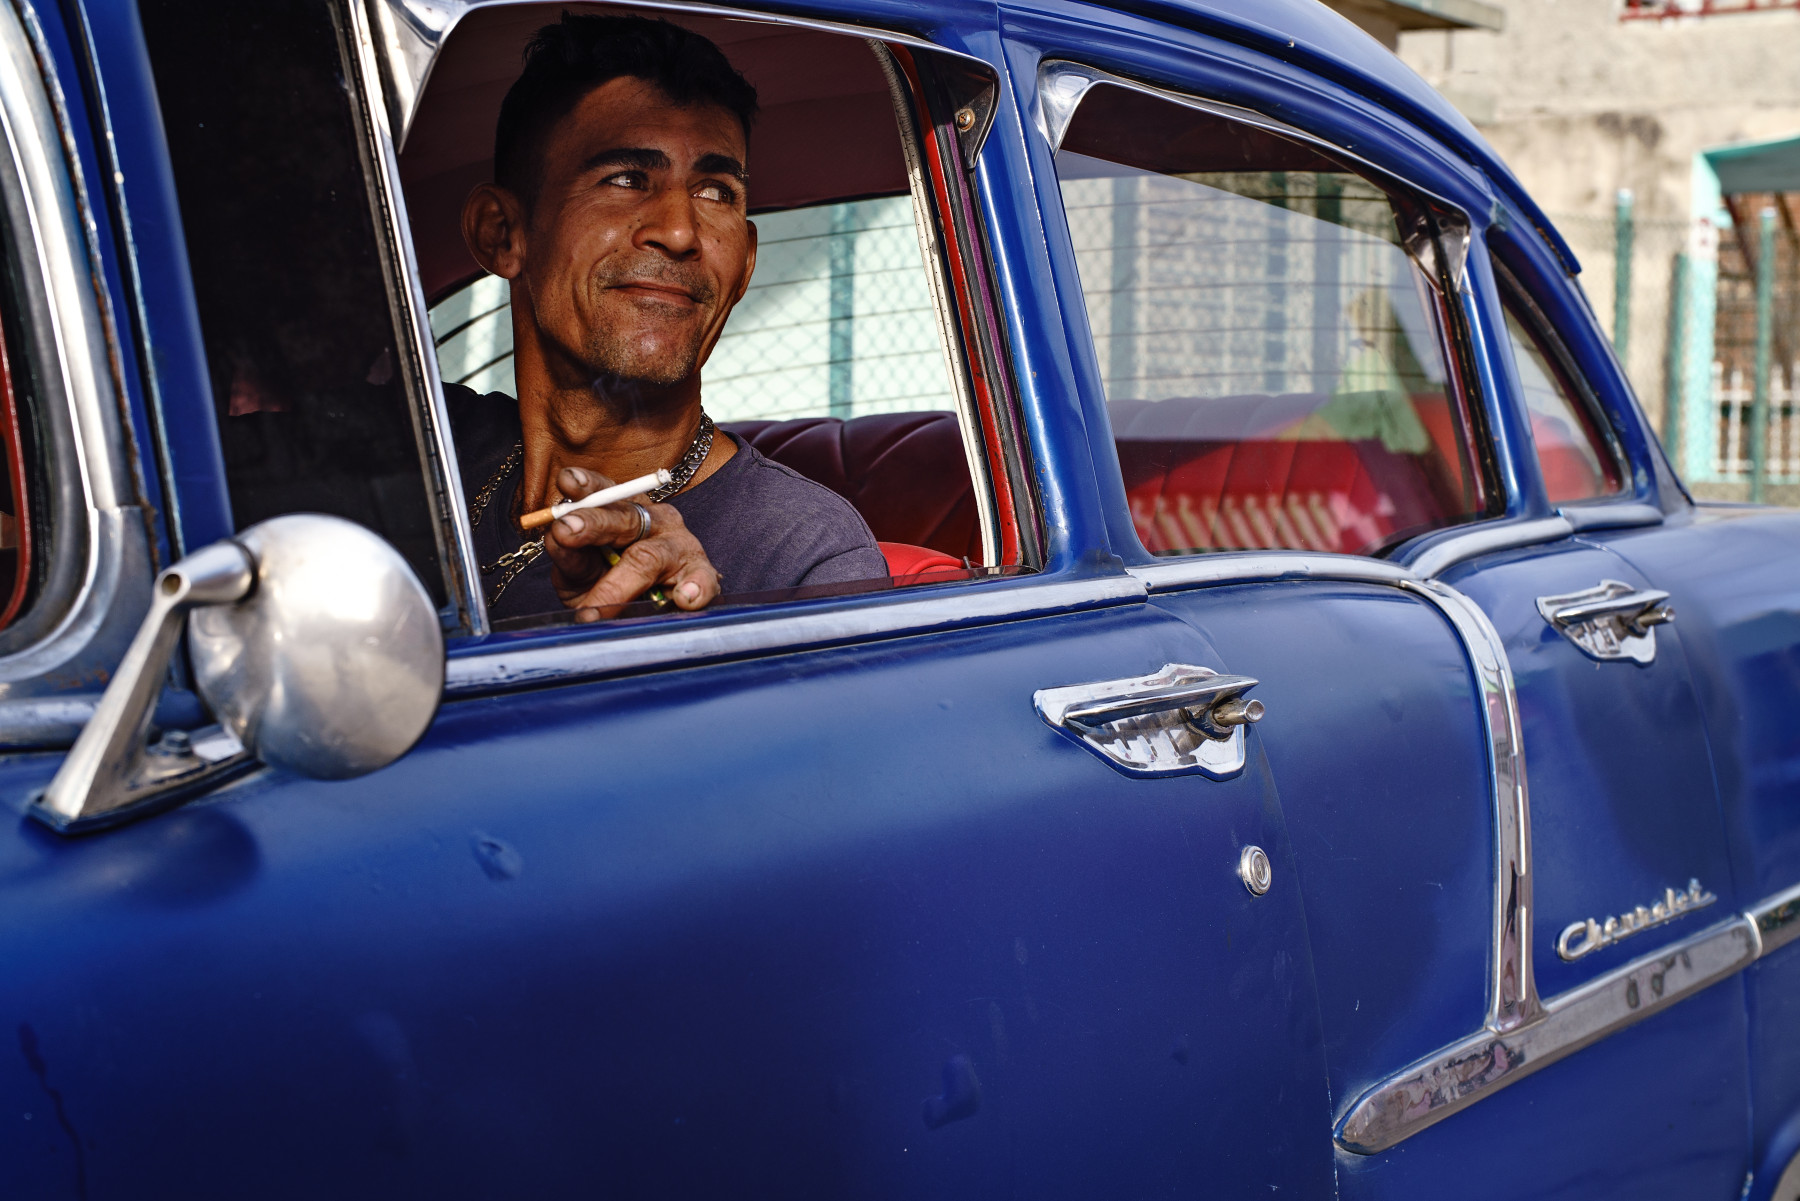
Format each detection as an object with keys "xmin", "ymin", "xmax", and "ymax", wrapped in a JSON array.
[{"xmin": 399, "ymin": 3, "xmax": 909, "ymax": 300}]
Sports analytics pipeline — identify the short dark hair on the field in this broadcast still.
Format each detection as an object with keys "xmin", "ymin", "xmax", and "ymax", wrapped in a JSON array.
[{"xmin": 494, "ymin": 13, "xmax": 758, "ymax": 209}]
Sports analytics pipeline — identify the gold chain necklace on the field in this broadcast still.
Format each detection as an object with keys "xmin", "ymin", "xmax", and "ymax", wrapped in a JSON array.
[{"xmin": 471, "ymin": 414, "xmax": 716, "ymax": 608}]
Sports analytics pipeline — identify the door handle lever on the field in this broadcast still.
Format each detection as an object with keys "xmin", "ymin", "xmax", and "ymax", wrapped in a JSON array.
[
  {"xmin": 1037, "ymin": 664, "xmax": 1262, "ymax": 778},
  {"xmin": 1536, "ymin": 579, "xmax": 1672, "ymax": 664}
]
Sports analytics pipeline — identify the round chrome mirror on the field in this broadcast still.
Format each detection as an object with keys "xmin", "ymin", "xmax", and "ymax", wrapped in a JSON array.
[{"xmin": 188, "ymin": 514, "xmax": 444, "ymax": 780}]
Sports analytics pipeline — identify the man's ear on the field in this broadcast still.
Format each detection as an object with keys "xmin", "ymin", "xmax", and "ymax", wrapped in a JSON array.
[{"xmin": 462, "ymin": 183, "xmax": 528, "ymax": 279}]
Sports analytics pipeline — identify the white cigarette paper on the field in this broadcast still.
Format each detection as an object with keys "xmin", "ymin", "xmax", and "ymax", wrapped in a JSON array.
[{"xmin": 521, "ymin": 468, "xmax": 672, "ymax": 529}]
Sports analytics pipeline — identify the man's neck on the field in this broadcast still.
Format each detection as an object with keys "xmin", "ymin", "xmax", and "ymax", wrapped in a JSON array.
[{"xmin": 510, "ymin": 348, "xmax": 733, "ymax": 521}]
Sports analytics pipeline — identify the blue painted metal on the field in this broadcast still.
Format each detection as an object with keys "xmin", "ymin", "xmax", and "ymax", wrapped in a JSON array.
[
  {"xmin": 67, "ymin": 0, "xmax": 235, "ymax": 556},
  {"xmin": 22, "ymin": 0, "xmax": 175, "ymax": 565},
  {"xmin": 1588, "ymin": 509, "xmax": 1800, "ymax": 1194},
  {"xmin": 3, "ymin": 0, "xmax": 1798, "ymax": 1189},
  {"xmin": 0, "ymin": 606, "xmax": 1335, "ymax": 1195}
]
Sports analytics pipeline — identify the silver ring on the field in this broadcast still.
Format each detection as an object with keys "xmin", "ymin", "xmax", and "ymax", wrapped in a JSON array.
[{"xmin": 628, "ymin": 501, "xmax": 652, "ymax": 545}]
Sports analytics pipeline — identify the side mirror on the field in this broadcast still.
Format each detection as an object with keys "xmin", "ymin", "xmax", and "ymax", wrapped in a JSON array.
[{"xmin": 32, "ymin": 515, "xmax": 444, "ymax": 833}]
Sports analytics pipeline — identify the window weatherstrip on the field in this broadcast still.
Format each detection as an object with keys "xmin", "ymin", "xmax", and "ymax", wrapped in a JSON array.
[
  {"xmin": 868, "ymin": 39, "xmax": 1000, "ymax": 567},
  {"xmin": 340, "ymin": 0, "xmax": 486, "ymax": 636},
  {"xmin": 1035, "ymin": 60, "xmax": 1466, "ymax": 246},
  {"xmin": 444, "ymin": 573, "xmax": 1145, "ymax": 694},
  {"xmin": 0, "ymin": 0, "xmax": 157, "ymax": 746}
]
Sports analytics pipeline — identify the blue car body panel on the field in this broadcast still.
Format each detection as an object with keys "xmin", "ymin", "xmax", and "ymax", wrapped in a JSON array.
[{"xmin": 0, "ymin": 0, "xmax": 1796, "ymax": 1192}]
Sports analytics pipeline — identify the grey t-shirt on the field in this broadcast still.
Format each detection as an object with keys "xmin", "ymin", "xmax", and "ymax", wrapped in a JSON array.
[{"xmin": 447, "ymin": 385, "xmax": 888, "ymax": 621}]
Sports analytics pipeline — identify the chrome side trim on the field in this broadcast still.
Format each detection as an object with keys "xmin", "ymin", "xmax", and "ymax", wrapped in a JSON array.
[
  {"xmin": 1751, "ymin": 881, "xmax": 1800, "ymax": 958},
  {"xmin": 445, "ymin": 573, "xmax": 1145, "ymax": 693},
  {"xmin": 365, "ymin": 0, "xmax": 1002, "ymax": 153},
  {"xmin": 1404, "ymin": 578, "xmax": 1540, "ymax": 1033},
  {"xmin": 340, "ymin": 0, "xmax": 485, "ymax": 635},
  {"xmin": 1128, "ymin": 551, "xmax": 1418, "ymax": 593},
  {"xmin": 1403, "ymin": 516, "xmax": 1574, "ymax": 580},
  {"xmin": 1129, "ymin": 552, "xmax": 1538, "ymax": 1036},
  {"xmin": 1336, "ymin": 915, "xmax": 1759, "ymax": 1154},
  {"xmin": 0, "ymin": 0, "xmax": 154, "ymax": 736},
  {"xmin": 1560, "ymin": 502, "xmax": 1664, "ymax": 532}
]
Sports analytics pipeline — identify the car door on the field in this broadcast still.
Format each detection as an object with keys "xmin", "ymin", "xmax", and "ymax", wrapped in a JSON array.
[
  {"xmin": 1010, "ymin": 7, "xmax": 1757, "ymax": 1194},
  {"xmin": 1487, "ymin": 217, "xmax": 1800, "ymax": 1196},
  {"xmin": 0, "ymin": 0, "xmax": 1338, "ymax": 1196}
]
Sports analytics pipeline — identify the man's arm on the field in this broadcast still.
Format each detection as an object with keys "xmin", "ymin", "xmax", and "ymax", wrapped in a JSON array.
[{"xmin": 542, "ymin": 466, "xmax": 722, "ymax": 620}]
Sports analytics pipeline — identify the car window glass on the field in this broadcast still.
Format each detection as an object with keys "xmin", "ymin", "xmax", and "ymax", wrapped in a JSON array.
[
  {"xmin": 1499, "ymin": 297, "xmax": 1623, "ymax": 503},
  {"xmin": 140, "ymin": 0, "xmax": 447, "ymax": 605},
  {"xmin": 1052, "ymin": 82, "xmax": 1495, "ymax": 558}
]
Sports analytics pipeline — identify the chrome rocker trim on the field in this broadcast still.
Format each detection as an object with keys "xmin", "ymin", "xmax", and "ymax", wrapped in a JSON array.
[{"xmin": 1336, "ymin": 914, "xmax": 1761, "ymax": 1155}]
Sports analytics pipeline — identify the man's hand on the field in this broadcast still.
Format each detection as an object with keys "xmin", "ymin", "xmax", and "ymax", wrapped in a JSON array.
[{"xmin": 543, "ymin": 466, "xmax": 721, "ymax": 620}]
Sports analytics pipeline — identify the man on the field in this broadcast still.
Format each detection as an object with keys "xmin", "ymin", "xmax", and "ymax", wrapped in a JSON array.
[{"xmin": 453, "ymin": 14, "xmax": 887, "ymax": 622}]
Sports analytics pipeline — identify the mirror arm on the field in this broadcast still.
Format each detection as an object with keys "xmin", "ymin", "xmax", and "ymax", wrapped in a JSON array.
[{"xmin": 32, "ymin": 540, "xmax": 258, "ymax": 833}]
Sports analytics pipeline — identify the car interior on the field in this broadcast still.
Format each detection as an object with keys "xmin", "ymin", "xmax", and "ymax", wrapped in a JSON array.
[{"xmin": 400, "ymin": 4, "xmax": 995, "ymax": 596}]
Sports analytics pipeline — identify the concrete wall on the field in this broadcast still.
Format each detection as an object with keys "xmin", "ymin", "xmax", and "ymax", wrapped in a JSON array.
[{"xmin": 1397, "ymin": 2, "xmax": 1800, "ymax": 431}]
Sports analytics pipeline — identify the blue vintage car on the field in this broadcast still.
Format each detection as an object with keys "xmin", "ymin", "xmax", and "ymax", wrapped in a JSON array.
[{"xmin": 0, "ymin": 0, "xmax": 1796, "ymax": 1194}]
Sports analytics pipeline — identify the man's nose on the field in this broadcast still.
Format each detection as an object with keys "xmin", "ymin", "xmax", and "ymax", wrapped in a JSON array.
[{"xmin": 634, "ymin": 185, "xmax": 700, "ymax": 258}]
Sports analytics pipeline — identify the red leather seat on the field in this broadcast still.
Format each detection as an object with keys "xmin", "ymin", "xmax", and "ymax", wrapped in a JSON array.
[
  {"xmin": 723, "ymin": 411, "xmax": 982, "ymax": 565},
  {"xmin": 1112, "ymin": 394, "xmax": 1462, "ymax": 557}
]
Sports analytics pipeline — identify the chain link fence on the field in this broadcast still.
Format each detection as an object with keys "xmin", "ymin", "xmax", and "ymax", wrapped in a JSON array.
[{"xmin": 430, "ymin": 195, "xmax": 958, "ymax": 425}]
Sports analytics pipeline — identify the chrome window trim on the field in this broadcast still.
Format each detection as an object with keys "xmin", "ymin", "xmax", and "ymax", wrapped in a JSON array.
[
  {"xmin": 365, "ymin": 0, "xmax": 1003, "ymax": 155},
  {"xmin": 1400, "ymin": 515, "xmax": 1574, "ymax": 579},
  {"xmin": 1559, "ymin": 501, "xmax": 1663, "ymax": 532},
  {"xmin": 0, "ymin": 0, "xmax": 154, "ymax": 744},
  {"xmin": 444, "ymin": 573, "xmax": 1145, "ymax": 694},
  {"xmin": 867, "ymin": 39, "xmax": 1001, "ymax": 566},
  {"xmin": 1033, "ymin": 59, "xmax": 1465, "ymax": 240},
  {"xmin": 341, "ymin": 0, "xmax": 486, "ymax": 635}
]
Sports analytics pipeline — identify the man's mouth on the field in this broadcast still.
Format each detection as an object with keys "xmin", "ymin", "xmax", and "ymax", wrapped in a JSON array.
[{"xmin": 609, "ymin": 279, "xmax": 704, "ymax": 307}]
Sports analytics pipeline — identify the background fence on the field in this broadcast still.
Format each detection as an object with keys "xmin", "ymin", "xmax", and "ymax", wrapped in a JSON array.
[
  {"xmin": 430, "ymin": 196, "xmax": 958, "ymax": 427},
  {"xmin": 1557, "ymin": 191, "xmax": 1800, "ymax": 500}
]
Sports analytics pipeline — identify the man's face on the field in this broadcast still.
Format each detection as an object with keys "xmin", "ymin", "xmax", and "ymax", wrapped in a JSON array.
[{"xmin": 519, "ymin": 77, "xmax": 755, "ymax": 390}]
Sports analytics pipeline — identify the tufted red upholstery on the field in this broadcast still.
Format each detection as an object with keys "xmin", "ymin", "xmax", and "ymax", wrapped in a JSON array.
[
  {"xmin": 723, "ymin": 412, "xmax": 983, "ymax": 564},
  {"xmin": 1112, "ymin": 394, "xmax": 1471, "ymax": 557}
]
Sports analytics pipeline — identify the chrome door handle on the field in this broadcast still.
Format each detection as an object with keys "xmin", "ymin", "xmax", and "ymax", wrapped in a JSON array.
[
  {"xmin": 1036, "ymin": 664, "xmax": 1263, "ymax": 778},
  {"xmin": 1536, "ymin": 579, "xmax": 1673, "ymax": 664}
]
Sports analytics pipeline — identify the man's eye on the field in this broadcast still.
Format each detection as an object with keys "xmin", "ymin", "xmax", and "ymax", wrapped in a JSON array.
[
  {"xmin": 694, "ymin": 182, "xmax": 737, "ymax": 204},
  {"xmin": 601, "ymin": 171, "xmax": 647, "ymax": 190}
]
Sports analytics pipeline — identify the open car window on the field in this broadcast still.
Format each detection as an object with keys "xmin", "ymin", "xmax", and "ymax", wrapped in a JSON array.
[
  {"xmin": 150, "ymin": 0, "xmax": 1027, "ymax": 638},
  {"xmin": 402, "ymin": 5, "xmax": 1024, "ymax": 629},
  {"xmin": 1049, "ymin": 80, "xmax": 1498, "ymax": 559}
]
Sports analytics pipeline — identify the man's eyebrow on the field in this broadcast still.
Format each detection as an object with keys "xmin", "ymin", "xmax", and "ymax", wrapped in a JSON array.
[
  {"xmin": 582, "ymin": 147, "xmax": 670, "ymax": 175},
  {"xmin": 694, "ymin": 153, "xmax": 748, "ymax": 183}
]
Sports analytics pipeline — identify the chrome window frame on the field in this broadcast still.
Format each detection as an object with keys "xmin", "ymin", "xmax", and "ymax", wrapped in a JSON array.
[
  {"xmin": 0, "ymin": 0, "xmax": 156, "ymax": 747},
  {"xmin": 1033, "ymin": 60, "xmax": 1581, "ymax": 579},
  {"xmin": 344, "ymin": 0, "xmax": 1030, "ymax": 641}
]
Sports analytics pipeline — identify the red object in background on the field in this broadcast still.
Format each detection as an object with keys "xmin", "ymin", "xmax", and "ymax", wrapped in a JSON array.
[
  {"xmin": 1111, "ymin": 392, "xmax": 1473, "ymax": 557},
  {"xmin": 0, "ymin": 321, "xmax": 28, "ymax": 631},
  {"xmin": 879, "ymin": 541, "xmax": 966, "ymax": 581},
  {"xmin": 724, "ymin": 412, "xmax": 985, "ymax": 564}
]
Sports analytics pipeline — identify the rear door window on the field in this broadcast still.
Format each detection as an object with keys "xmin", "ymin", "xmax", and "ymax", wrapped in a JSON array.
[
  {"xmin": 1495, "ymin": 281, "xmax": 1624, "ymax": 503},
  {"xmin": 1049, "ymin": 80, "xmax": 1497, "ymax": 558}
]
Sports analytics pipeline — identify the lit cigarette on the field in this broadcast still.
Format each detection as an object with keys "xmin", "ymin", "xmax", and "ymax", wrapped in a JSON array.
[{"xmin": 520, "ymin": 468, "xmax": 672, "ymax": 530}]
